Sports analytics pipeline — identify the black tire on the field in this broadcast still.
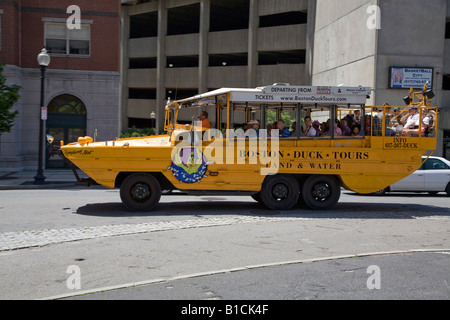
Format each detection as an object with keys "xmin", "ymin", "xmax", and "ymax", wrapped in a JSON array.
[
  {"xmin": 260, "ymin": 175, "xmax": 299, "ymax": 210},
  {"xmin": 251, "ymin": 192, "xmax": 263, "ymax": 204},
  {"xmin": 446, "ymin": 183, "xmax": 450, "ymax": 197},
  {"xmin": 301, "ymin": 175, "xmax": 341, "ymax": 210},
  {"xmin": 120, "ymin": 173, "xmax": 161, "ymax": 212},
  {"xmin": 371, "ymin": 188, "xmax": 388, "ymax": 196}
]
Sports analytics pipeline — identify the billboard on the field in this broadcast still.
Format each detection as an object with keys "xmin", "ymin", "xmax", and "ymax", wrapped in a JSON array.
[{"xmin": 389, "ymin": 67, "xmax": 433, "ymax": 89}]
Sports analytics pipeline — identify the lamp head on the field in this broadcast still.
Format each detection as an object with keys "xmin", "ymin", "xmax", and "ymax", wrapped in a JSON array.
[
  {"xmin": 423, "ymin": 89, "xmax": 435, "ymax": 99},
  {"xmin": 403, "ymin": 96, "xmax": 411, "ymax": 105},
  {"xmin": 37, "ymin": 48, "xmax": 50, "ymax": 67}
]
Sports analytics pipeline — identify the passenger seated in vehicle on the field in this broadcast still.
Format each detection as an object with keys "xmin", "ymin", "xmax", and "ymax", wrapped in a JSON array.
[
  {"xmin": 246, "ymin": 120, "xmax": 260, "ymax": 137},
  {"xmin": 303, "ymin": 116, "xmax": 317, "ymax": 137},
  {"xmin": 371, "ymin": 107, "xmax": 382, "ymax": 136},
  {"xmin": 364, "ymin": 115, "xmax": 371, "ymax": 135},
  {"xmin": 290, "ymin": 121, "xmax": 297, "ymax": 135},
  {"xmin": 401, "ymin": 108, "xmax": 420, "ymax": 137},
  {"xmin": 389, "ymin": 108, "xmax": 403, "ymax": 135},
  {"xmin": 334, "ymin": 119, "xmax": 343, "ymax": 136},
  {"xmin": 353, "ymin": 110, "xmax": 361, "ymax": 124},
  {"xmin": 344, "ymin": 114, "xmax": 355, "ymax": 127},
  {"xmin": 351, "ymin": 124, "xmax": 362, "ymax": 136},
  {"xmin": 319, "ymin": 120, "xmax": 330, "ymax": 136},
  {"xmin": 198, "ymin": 111, "xmax": 211, "ymax": 129},
  {"xmin": 312, "ymin": 120, "xmax": 321, "ymax": 137},
  {"xmin": 266, "ymin": 123, "xmax": 273, "ymax": 137},
  {"xmin": 384, "ymin": 107, "xmax": 396, "ymax": 137},
  {"xmin": 340, "ymin": 119, "xmax": 351, "ymax": 136},
  {"xmin": 391, "ymin": 108, "xmax": 403, "ymax": 125},
  {"xmin": 420, "ymin": 110, "xmax": 434, "ymax": 137},
  {"xmin": 277, "ymin": 119, "xmax": 291, "ymax": 137}
]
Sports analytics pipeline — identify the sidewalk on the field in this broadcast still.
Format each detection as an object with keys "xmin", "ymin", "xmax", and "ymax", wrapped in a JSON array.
[{"xmin": 0, "ymin": 169, "xmax": 88, "ymax": 190}]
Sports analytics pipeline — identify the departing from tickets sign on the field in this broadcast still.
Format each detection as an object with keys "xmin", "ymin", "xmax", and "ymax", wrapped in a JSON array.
[
  {"xmin": 262, "ymin": 85, "xmax": 371, "ymax": 96},
  {"xmin": 390, "ymin": 67, "xmax": 433, "ymax": 89},
  {"xmin": 230, "ymin": 85, "xmax": 372, "ymax": 105}
]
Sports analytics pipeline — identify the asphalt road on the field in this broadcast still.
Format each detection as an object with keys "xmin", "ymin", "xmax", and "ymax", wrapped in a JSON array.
[
  {"xmin": 67, "ymin": 251, "xmax": 450, "ymax": 300},
  {"xmin": 0, "ymin": 188, "xmax": 449, "ymax": 301}
]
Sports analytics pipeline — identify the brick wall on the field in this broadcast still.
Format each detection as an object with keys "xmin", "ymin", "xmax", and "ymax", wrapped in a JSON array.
[
  {"xmin": 0, "ymin": 0, "xmax": 120, "ymax": 72},
  {"xmin": 0, "ymin": 1, "xmax": 20, "ymax": 66}
]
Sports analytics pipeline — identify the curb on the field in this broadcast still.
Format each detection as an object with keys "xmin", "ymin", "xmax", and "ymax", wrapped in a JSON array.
[{"xmin": 0, "ymin": 182, "xmax": 83, "ymax": 190}]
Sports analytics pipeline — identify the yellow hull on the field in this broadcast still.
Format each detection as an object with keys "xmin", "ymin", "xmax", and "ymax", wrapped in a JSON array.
[{"xmin": 61, "ymin": 135, "xmax": 433, "ymax": 195}]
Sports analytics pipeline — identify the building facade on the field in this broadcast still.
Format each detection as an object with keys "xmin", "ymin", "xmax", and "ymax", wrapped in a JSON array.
[
  {"xmin": 2, "ymin": 0, "xmax": 450, "ymax": 172},
  {"xmin": 312, "ymin": 0, "xmax": 450, "ymax": 158},
  {"xmin": 121, "ymin": 0, "xmax": 450, "ymax": 159},
  {"xmin": 121, "ymin": 0, "xmax": 315, "ymax": 132},
  {"xmin": 0, "ymin": 0, "xmax": 121, "ymax": 170}
]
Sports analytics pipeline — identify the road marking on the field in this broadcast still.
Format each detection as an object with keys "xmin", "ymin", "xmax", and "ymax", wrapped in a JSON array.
[
  {"xmin": 39, "ymin": 249, "xmax": 450, "ymax": 300},
  {"xmin": 1, "ymin": 210, "xmax": 448, "ymax": 252},
  {"xmin": 0, "ymin": 215, "xmax": 308, "ymax": 252}
]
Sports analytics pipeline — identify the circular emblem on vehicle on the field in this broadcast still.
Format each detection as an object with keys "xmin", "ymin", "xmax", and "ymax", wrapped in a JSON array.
[{"xmin": 168, "ymin": 147, "xmax": 209, "ymax": 183}]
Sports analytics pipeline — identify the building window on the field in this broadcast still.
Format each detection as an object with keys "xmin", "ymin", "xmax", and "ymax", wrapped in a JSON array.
[
  {"xmin": 129, "ymin": 58, "xmax": 157, "ymax": 69},
  {"xmin": 258, "ymin": 50, "xmax": 306, "ymax": 65},
  {"xmin": 209, "ymin": 53, "xmax": 248, "ymax": 67},
  {"xmin": 128, "ymin": 118, "xmax": 153, "ymax": 129},
  {"xmin": 167, "ymin": 3, "xmax": 200, "ymax": 36},
  {"xmin": 443, "ymin": 74, "xmax": 450, "ymax": 90},
  {"xmin": 45, "ymin": 22, "xmax": 90, "ymax": 56},
  {"xmin": 259, "ymin": 11, "xmax": 308, "ymax": 28},
  {"xmin": 166, "ymin": 88, "xmax": 198, "ymax": 100},
  {"xmin": 166, "ymin": 55, "xmax": 199, "ymax": 68},
  {"xmin": 48, "ymin": 94, "xmax": 87, "ymax": 115},
  {"xmin": 130, "ymin": 12, "xmax": 158, "ymax": 38},
  {"xmin": 210, "ymin": 0, "xmax": 250, "ymax": 32},
  {"xmin": 128, "ymin": 88, "xmax": 157, "ymax": 100}
]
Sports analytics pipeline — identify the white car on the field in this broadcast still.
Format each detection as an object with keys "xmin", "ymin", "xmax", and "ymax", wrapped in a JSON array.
[{"xmin": 374, "ymin": 156, "xmax": 450, "ymax": 196}]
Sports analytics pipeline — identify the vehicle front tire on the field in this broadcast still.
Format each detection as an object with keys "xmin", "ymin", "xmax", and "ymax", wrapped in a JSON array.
[
  {"xmin": 446, "ymin": 183, "xmax": 450, "ymax": 197},
  {"xmin": 120, "ymin": 173, "xmax": 161, "ymax": 212},
  {"xmin": 260, "ymin": 175, "xmax": 299, "ymax": 210},
  {"xmin": 372, "ymin": 188, "xmax": 388, "ymax": 196},
  {"xmin": 251, "ymin": 192, "xmax": 263, "ymax": 204},
  {"xmin": 301, "ymin": 175, "xmax": 341, "ymax": 210}
]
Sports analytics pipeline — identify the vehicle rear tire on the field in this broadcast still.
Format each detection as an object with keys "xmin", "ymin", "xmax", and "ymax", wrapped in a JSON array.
[
  {"xmin": 301, "ymin": 175, "xmax": 341, "ymax": 210},
  {"xmin": 446, "ymin": 183, "xmax": 450, "ymax": 197},
  {"xmin": 260, "ymin": 175, "xmax": 299, "ymax": 210},
  {"xmin": 120, "ymin": 173, "xmax": 161, "ymax": 212}
]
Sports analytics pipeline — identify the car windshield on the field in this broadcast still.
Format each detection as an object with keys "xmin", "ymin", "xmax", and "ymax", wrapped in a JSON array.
[{"xmin": 424, "ymin": 159, "xmax": 449, "ymax": 170}]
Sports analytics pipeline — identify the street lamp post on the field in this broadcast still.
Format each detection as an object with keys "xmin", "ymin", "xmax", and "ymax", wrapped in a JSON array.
[
  {"xmin": 150, "ymin": 111, "xmax": 156, "ymax": 128},
  {"xmin": 34, "ymin": 48, "xmax": 50, "ymax": 185}
]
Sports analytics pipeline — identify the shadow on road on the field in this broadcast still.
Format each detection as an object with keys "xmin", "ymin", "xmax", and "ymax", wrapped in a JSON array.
[{"xmin": 74, "ymin": 195, "xmax": 450, "ymax": 219}]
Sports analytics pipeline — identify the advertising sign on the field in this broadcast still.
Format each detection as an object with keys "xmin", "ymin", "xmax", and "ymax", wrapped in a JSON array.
[{"xmin": 389, "ymin": 67, "xmax": 433, "ymax": 89}]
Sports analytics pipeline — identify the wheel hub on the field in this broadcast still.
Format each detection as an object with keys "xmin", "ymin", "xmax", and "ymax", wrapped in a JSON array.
[
  {"xmin": 272, "ymin": 183, "xmax": 289, "ymax": 200},
  {"xmin": 312, "ymin": 183, "xmax": 330, "ymax": 199},
  {"xmin": 132, "ymin": 183, "xmax": 150, "ymax": 201}
]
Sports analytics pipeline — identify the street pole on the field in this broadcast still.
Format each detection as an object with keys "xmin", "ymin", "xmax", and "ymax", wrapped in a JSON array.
[{"xmin": 34, "ymin": 49, "xmax": 50, "ymax": 185}]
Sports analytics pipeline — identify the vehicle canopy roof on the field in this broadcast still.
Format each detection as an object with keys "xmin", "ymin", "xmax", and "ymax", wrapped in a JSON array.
[{"xmin": 171, "ymin": 84, "xmax": 372, "ymax": 107}]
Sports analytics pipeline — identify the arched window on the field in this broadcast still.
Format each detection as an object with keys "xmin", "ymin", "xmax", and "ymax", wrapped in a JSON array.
[{"xmin": 48, "ymin": 94, "xmax": 87, "ymax": 115}]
